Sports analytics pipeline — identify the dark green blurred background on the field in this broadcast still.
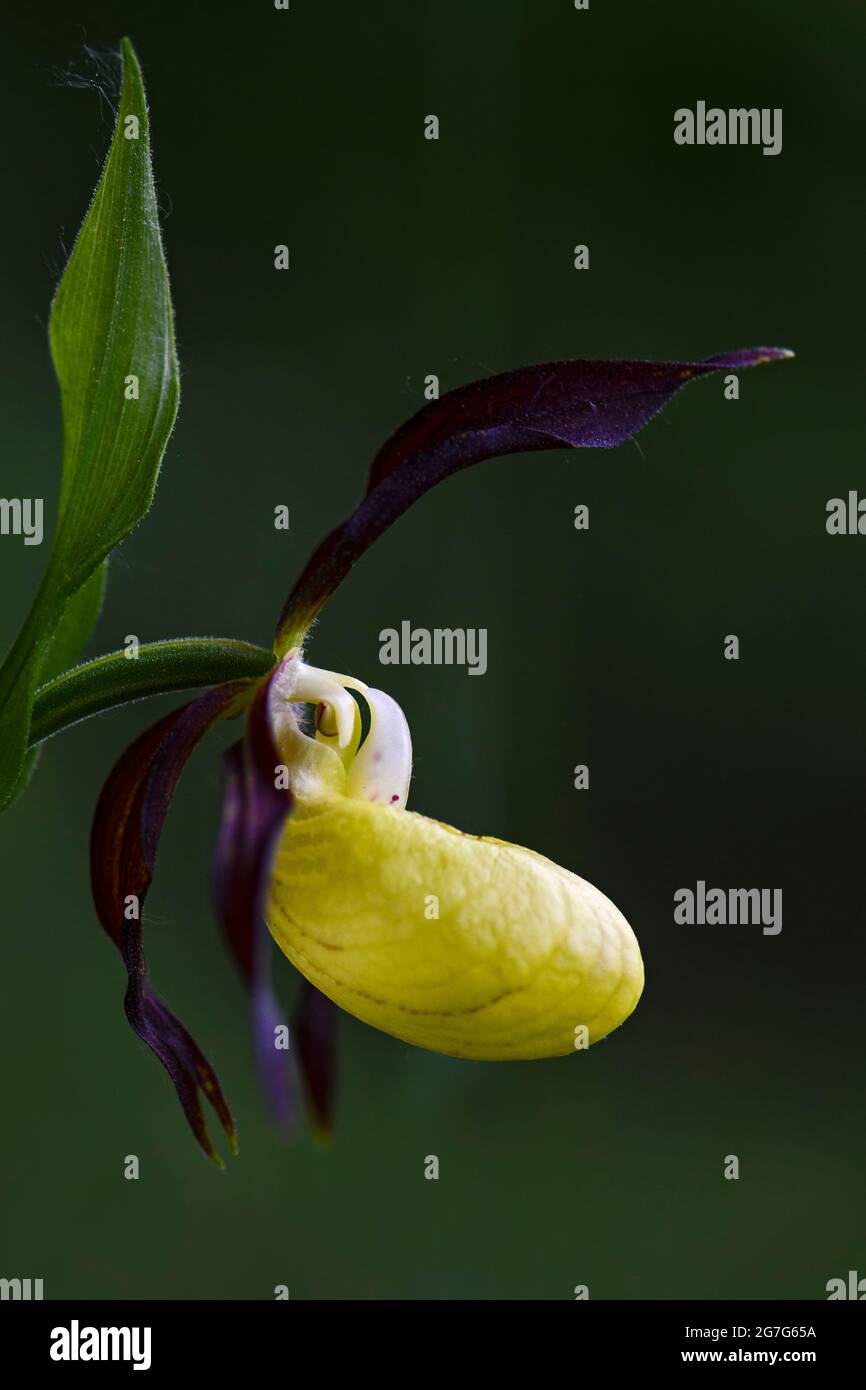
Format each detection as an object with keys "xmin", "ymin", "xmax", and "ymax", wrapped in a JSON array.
[{"xmin": 1, "ymin": 0, "xmax": 863, "ymax": 1300}]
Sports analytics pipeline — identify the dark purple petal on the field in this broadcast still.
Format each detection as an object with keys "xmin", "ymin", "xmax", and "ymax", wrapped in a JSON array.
[
  {"xmin": 275, "ymin": 347, "xmax": 792, "ymax": 645},
  {"xmin": 294, "ymin": 980, "xmax": 339, "ymax": 1139},
  {"xmin": 90, "ymin": 681, "xmax": 252, "ymax": 1165},
  {"xmin": 213, "ymin": 670, "xmax": 295, "ymax": 1129},
  {"xmin": 214, "ymin": 666, "xmax": 341, "ymax": 1137}
]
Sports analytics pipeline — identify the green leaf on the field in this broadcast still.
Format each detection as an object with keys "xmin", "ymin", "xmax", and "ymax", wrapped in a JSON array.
[
  {"xmin": 0, "ymin": 38, "xmax": 179, "ymax": 811},
  {"xmin": 9, "ymin": 566, "xmax": 108, "ymax": 802},
  {"xmin": 39, "ymin": 564, "xmax": 108, "ymax": 686}
]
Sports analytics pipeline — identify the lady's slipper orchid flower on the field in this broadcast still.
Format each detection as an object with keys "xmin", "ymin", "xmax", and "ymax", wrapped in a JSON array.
[
  {"xmin": 266, "ymin": 655, "xmax": 641, "ymax": 1063},
  {"xmin": 89, "ymin": 347, "xmax": 792, "ymax": 1163}
]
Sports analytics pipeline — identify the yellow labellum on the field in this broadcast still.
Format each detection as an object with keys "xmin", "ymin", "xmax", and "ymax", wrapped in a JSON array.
[
  {"xmin": 268, "ymin": 798, "xmax": 643, "ymax": 1060},
  {"xmin": 264, "ymin": 660, "xmax": 644, "ymax": 1060}
]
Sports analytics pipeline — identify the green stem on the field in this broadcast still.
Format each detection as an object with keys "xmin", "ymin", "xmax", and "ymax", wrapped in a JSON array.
[{"xmin": 29, "ymin": 637, "xmax": 275, "ymax": 747}]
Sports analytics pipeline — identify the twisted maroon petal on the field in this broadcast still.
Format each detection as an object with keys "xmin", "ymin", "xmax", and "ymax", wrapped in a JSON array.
[
  {"xmin": 294, "ymin": 979, "xmax": 339, "ymax": 1139},
  {"xmin": 213, "ymin": 667, "xmax": 341, "ymax": 1136},
  {"xmin": 90, "ymin": 681, "xmax": 252, "ymax": 1165},
  {"xmin": 276, "ymin": 347, "xmax": 792, "ymax": 642},
  {"xmin": 213, "ymin": 670, "xmax": 294, "ymax": 1129}
]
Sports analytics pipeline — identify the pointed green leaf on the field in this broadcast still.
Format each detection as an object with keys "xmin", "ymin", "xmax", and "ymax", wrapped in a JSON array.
[
  {"xmin": 0, "ymin": 38, "xmax": 179, "ymax": 811},
  {"xmin": 39, "ymin": 564, "xmax": 108, "ymax": 686}
]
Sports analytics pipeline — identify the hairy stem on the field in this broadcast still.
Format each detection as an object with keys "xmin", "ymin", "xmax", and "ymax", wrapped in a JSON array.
[{"xmin": 29, "ymin": 637, "xmax": 275, "ymax": 747}]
